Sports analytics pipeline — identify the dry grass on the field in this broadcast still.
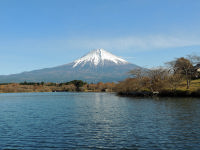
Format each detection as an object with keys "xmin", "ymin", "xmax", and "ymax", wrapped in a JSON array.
[
  {"xmin": 177, "ymin": 79, "xmax": 200, "ymax": 91},
  {"xmin": 0, "ymin": 82, "xmax": 116, "ymax": 93}
]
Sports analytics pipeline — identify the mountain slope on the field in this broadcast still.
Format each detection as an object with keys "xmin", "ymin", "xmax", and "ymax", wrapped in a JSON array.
[{"xmin": 0, "ymin": 49, "xmax": 142, "ymax": 83}]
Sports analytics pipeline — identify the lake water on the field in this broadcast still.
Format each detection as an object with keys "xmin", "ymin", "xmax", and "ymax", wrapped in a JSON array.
[{"xmin": 0, "ymin": 92, "xmax": 200, "ymax": 149}]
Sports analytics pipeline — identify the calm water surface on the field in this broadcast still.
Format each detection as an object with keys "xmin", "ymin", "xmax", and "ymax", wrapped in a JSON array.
[{"xmin": 0, "ymin": 92, "xmax": 200, "ymax": 149}]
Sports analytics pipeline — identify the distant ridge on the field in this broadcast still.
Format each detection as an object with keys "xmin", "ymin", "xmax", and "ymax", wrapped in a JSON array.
[{"xmin": 0, "ymin": 49, "xmax": 142, "ymax": 83}]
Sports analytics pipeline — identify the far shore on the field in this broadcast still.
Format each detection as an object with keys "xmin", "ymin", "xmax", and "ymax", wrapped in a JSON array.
[
  {"xmin": 0, "ymin": 85, "xmax": 199, "ymax": 98},
  {"xmin": 0, "ymin": 76, "xmax": 200, "ymax": 98}
]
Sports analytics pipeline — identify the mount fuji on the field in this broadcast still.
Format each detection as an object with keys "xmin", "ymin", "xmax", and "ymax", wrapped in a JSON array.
[{"xmin": 0, "ymin": 49, "xmax": 142, "ymax": 83}]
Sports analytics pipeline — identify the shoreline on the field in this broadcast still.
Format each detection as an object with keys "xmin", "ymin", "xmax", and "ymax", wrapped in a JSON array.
[
  {"xmin": 118, "ymin": 90, "xmax": 200, "ymax": 98},
  {"xmin": 0, "ymin": 90, "xmax": 200, "ymax": 98}
]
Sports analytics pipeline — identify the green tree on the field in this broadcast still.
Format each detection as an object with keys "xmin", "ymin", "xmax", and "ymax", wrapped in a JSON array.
[{"xmin": 69, "ymin": 80, "xmax": 87, "ymax": 91}]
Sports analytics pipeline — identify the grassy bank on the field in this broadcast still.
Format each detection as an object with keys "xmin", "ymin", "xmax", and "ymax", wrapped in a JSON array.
[{"xmin": 117, "ymin": 79, "xmax": 200, "ymax": 97}]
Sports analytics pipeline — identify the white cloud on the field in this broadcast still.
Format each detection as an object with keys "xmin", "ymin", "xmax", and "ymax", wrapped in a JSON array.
[
  {"xmin": 65, "ymin": 35, "xmax": 200, "ymax": 51},
  {"xmin": 0, "ymin": 34, "xmax": 200, "ymax": 53}
]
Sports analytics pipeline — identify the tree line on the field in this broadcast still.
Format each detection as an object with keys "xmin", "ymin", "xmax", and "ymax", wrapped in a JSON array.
[
  {"xmin": 0, "ymin": 54, "xmax": 199, "ymax": 96},
  {"xmin": 116, "ymin": 55, "xmax": 200, "ymax": 97},
  {"xmin": 0, "ymin": 80, "xmax": 116, "ymax": 93}
]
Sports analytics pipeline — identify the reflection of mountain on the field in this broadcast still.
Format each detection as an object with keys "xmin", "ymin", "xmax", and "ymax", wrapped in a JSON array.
[{"xmin": 0, "ymin": 49, "xmax": 142, "ymax": 83}]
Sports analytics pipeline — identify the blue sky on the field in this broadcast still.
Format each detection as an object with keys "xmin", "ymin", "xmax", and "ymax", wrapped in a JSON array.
[{"xmin": 0, "ymin": 0, "xmax": 200, "ymax": 74}]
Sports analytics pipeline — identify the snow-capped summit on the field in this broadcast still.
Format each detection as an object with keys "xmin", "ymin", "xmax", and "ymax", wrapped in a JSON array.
[
  {"xmin": 73, "ymin": 48, "xmax": 128, "ymax": 68},
  {"xmin": 0, "ymin": 48, "xmax": 142, "ymax": 83}
]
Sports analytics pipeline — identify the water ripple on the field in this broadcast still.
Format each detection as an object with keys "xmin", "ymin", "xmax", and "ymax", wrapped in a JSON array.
[{"xmin": 0, "ymin": 92, "xmax": 200, "ymax": 149}]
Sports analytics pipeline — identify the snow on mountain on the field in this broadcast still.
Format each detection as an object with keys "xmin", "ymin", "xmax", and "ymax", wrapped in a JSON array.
[
  {"xmin": 73, "ymin": 48, "xmax": 128, "ymax": 68},
  {"xmin": 0, "ymin": 48, "xmax": 142, "ymax": 83}
]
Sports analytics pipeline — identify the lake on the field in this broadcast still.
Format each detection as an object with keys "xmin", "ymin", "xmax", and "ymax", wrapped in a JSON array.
[{"xmin": 0, "ymin": 92, "xmax": 200, "ymax": 149}]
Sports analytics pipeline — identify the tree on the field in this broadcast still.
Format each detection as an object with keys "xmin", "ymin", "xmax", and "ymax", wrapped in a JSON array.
[
  {"xmin": 147, "ymin": 68, "xmax": 169, "ymax": 92},
  {"xmin": 167, "ymin": 74, "xmax": 183, "ymax": 91},
  {"xmin": 167, "ymin": 57, "xmax": 193, "ymax": 89},
  {"xmin": 187, "ymin": 55, "xmax": 200, "ymax": 79},
  {"xmin": 128, "ymin": 68, "xmax": 169, "ymax": 92},
  {"xmin": 129, "ymin": 68, "xmax": 146, "ymax": 79},
  {"xmin": 69, "ymin": 80, "xmax": 87, "ymax": 91},
  {"xmin": 187, "ymin": 54, "xmax": 200, "ymax": 66},
  {"xmin": 129, "ymin": 69, "xmax": 150, "ymax": 91}
]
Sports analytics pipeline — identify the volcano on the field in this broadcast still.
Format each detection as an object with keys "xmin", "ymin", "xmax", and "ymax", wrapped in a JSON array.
[{"xmin": 0, "ymin": 49, "xmax": 142, "ymax": 83}]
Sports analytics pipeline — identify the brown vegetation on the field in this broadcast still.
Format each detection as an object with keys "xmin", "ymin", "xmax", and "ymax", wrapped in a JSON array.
[
  {"xmin": 117, "ymin": 55, "xmax": 200, "ymax": 97},
  {"xmin": 0, "ymin": 81, "xmax": 116, "ymax": 93},
  {"xmin": 0, "ymin": 55, "xmax": 199, "ymax": 97}
]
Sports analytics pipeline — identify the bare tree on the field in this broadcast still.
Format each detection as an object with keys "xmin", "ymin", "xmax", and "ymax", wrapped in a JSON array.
[
  {"xmin": 147, "ymin": 68, "xmax": 169, "ymax": 92},
  {"xmin": 187, "ymin": 55, "xmax": 200, "ymax": 79},
  {"xmin": 187, "ymin": 54, "xmax": 200, "ymax": 66},
  {"xmin": 167, "ymin": 74, "xmax": 183, "ymax": 91},
  {"xmin": 129, "ymin": 68, "xmax": 146, "ymax": 79}
]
